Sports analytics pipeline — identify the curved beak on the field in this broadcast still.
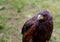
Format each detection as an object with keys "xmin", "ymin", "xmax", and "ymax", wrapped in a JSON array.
[{"xmin": 37, "ymin": 15, "xmax": 44, "ymax": 20}]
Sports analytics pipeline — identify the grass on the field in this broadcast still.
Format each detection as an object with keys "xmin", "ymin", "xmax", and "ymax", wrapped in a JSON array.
[{"xmin": 0, "ymin": 0, "xmax": 60, "ymax": 42}]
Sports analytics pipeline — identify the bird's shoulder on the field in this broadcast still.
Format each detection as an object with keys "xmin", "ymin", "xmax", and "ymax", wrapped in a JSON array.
[{"xmin": 21, "ymin": 17, "xmax": 36, "ymax": 34}]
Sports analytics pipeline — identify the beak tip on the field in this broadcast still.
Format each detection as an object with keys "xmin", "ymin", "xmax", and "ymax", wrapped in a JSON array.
[{"xmin": 37, "ymin": 15, "xmax": 44, "ymax": 20}]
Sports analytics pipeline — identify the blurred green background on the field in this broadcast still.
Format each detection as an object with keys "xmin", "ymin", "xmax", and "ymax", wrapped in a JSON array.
[{"xmin": 0, "ymin": 0, "xmax": 60, "ymax": 42}]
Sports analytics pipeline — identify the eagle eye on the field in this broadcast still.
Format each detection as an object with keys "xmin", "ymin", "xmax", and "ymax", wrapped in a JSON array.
[{"xmin": 43, "ymin": 14, "xmax": 47, "ymax": 17}]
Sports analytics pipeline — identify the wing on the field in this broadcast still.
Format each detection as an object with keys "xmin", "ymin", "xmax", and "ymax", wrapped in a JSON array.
[
  {"xmin": 46, "ymin": 18, "xmax": 53, "ymax": 41},
  {"xmin": 21, "ymin": 21, "xmax": 33, "ymax": 34}
]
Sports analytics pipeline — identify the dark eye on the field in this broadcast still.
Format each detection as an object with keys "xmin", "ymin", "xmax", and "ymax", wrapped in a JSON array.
[
  {"xmin": 43, "ymin": 15, "xmax": 46, "ymax": 17},
  {"xmin": 43, "ymin": 14, "xmax": 47, "ymax": 17}
]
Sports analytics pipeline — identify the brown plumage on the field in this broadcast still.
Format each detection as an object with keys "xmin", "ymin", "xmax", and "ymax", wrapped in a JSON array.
[{"xmin": 21, "ymin": 9, "xmax": 53, "ymax": 42}]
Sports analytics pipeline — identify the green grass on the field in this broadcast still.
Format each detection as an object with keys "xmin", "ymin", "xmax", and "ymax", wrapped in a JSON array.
[{"xmin": 0, "ymin": 0, "xmax": 60, "ymax": 42}]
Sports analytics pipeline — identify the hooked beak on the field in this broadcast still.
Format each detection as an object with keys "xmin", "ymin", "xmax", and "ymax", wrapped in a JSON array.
[{"xmin": 37, "ymin": 15, "xmax": 44, "ymax": 20}]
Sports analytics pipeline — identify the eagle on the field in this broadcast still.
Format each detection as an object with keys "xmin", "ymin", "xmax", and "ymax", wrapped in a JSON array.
[{"xmin": 21, "ymin": 9, "xmax": 53, "ymax": 42}]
